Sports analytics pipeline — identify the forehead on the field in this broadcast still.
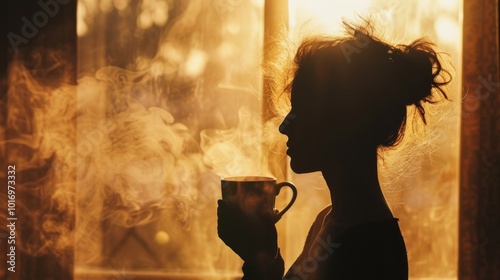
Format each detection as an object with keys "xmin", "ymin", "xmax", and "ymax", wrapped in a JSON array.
[
  {"xmin": 290, "ymin": 59, "xmax": 339, "ymax": 106},
  {"xmin": 289, "ymin": 69, "xmax": 311, "ymax": 105},
  {"xmin": 289, "ymin": 77, "xmax": 326, "ymax": 116}
]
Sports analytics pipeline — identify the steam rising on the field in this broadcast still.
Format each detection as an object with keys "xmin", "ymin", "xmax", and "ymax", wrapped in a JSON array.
[
  {"xmin": 2, "ymin": 56, "xmax": 77, "ymax": 265},
  {"xmin": 3, "ymin": 54, "xmax": 267, "ymax": 274},
  {"xmin": 75, "ymin": 66, "xmax": 217, "ymax": 268},
  {"xmin": 201, "ymin": 107, "xmax": 272, "ymax": 178}
]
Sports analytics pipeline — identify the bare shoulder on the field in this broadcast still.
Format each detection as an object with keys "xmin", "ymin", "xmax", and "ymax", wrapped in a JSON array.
[
  {"xmin": 312, "ymin": 205, "xmax": 332, "ymax": 227},
  {"xmin": 301, "ymin": 205, "xmax": 333, "ymax": 250},
  {"xmin": 318, "ymin": 205, "xmax": 332, "ymax": 218}
]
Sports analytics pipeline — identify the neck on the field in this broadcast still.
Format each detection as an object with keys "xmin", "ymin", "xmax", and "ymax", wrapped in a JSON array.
[{"xmin": 321, "ymin": 146, "xmax": 393, "ymax": 225}]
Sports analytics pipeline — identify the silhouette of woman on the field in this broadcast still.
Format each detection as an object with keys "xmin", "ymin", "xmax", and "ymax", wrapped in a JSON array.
[{"xmin": 217, "ymin": 21, "xmax": 451, "ymax": 280}]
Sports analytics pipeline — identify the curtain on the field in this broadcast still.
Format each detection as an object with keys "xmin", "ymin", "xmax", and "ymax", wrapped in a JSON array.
[
  {"xmin": 460, "ymin": 0, "xmax": 500, "ymax": 279},
  {"xmin": 1, "ymin": 1, "xmax": 76, "ymax": 279}
]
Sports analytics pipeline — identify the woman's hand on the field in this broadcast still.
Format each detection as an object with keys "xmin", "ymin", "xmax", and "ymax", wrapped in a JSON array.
[{"xmin": 217, "ymin": 200, "xmax": 278, "ymax": 262}]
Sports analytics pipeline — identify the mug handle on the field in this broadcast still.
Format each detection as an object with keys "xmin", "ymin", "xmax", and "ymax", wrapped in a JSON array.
[{"xmin": 273, "ymin": 182, "xmax": 298, "ymax": 223}]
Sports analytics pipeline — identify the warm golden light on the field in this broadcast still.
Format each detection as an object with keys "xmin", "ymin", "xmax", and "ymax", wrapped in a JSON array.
[
  {"xmin": 74, "ymin": 0, "xmax": 266, "ymax": 278},
  {"xmin": 77, "ymin": 2, "xmax": 88, "ymax": 36},
  {"xmin": 435, "ymin": 16, "xmax": 460, "ymax": 45},
  {"xmin": 155, "ymin": 231, "xmax": 170, "ymax": 245},
  {"xmin": 182, "ymin": 50, "xmax": 208, "ymax": 77},
  {"xmin": 113, "ymin": 0, "xmax": 129, "ymax": 11},
  {"xmin": 6, "ymin": 0, "xmax": 460, "ymax": 279},
  {"xmin": 289, "ymin": 0, "xmax": 373, "ymax": 35}
]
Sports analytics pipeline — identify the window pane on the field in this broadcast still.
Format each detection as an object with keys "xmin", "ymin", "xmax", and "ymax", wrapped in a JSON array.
[{"xmin": 76, "ymin": 0, "xmax": 264, "ymax": 278}]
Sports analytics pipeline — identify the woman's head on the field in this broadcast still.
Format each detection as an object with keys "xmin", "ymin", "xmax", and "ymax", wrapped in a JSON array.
[{"xmin": 278, "ymin": 21, "xmax": 451, "ymax": 173}]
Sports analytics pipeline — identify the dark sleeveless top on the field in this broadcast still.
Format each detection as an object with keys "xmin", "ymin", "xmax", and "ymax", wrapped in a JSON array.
[
  {"xmin": 283, "ymin": 206, "xmax": 408, "ymax": 280},
  {"xmin": 242, "ymin": 207, "xmax": 408, "ymax": 280}
]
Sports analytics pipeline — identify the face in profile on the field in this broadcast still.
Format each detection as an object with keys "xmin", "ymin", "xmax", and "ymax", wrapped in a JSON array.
[
  {"xmin": 279, "ymin": 88, "xmax": 328, "ymax": 173},
  {"xmin": 279, "ymin": 59, "xmax": 374, "ymax": 174}
]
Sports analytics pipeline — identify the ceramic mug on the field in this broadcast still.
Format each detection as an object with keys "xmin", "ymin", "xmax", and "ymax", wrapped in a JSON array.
[{"xmin": 221, "ymin": 176, "xmax": 297, "ymax": 222}]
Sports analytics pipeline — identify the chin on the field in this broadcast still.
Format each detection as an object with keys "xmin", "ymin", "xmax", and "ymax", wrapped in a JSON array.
[{"xmin": 289, "ymin": 157, "xmax": 321, "ymax": 174}]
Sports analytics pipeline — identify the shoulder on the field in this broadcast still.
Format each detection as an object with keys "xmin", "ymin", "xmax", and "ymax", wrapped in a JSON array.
[
  {"xmin": 300, "ymin": 205, "xmax": 333, "ymax": 252},
  {"xmin": 307, "ymin": 205, "xmax": 333, "ymax": 238},
  {"xmin": 314, "ymin": 205, "xmax": 332, "ymax": 225}
]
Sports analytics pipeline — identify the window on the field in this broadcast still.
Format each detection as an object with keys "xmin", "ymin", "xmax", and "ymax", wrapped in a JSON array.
[{"xmin": 75, "ymin": 0, "xmax": 460, "ymax": 278}]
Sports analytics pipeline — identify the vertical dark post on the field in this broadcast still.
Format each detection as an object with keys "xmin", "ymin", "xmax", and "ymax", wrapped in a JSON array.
[
  {"xmin": 1, "ymin": 1, "xmax": 76, "ymax": 279},
  {"xmin": 460, "ymin": 0, "xmax": 500, "ymax": 279}
]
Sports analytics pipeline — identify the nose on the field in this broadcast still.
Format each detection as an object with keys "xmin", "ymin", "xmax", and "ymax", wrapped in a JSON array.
[{"xmin": 279, "ymin": 113, "xmax": 297, "ymax": 135}]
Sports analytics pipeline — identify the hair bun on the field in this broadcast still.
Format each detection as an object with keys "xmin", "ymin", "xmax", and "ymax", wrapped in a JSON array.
[
  {"xmin": 401, "ymin": 46, "xmax": 434, "ymax": 106},
  {"xmin": 389, "ymin": 39, "xmax": 450, "ymax": 124}
]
